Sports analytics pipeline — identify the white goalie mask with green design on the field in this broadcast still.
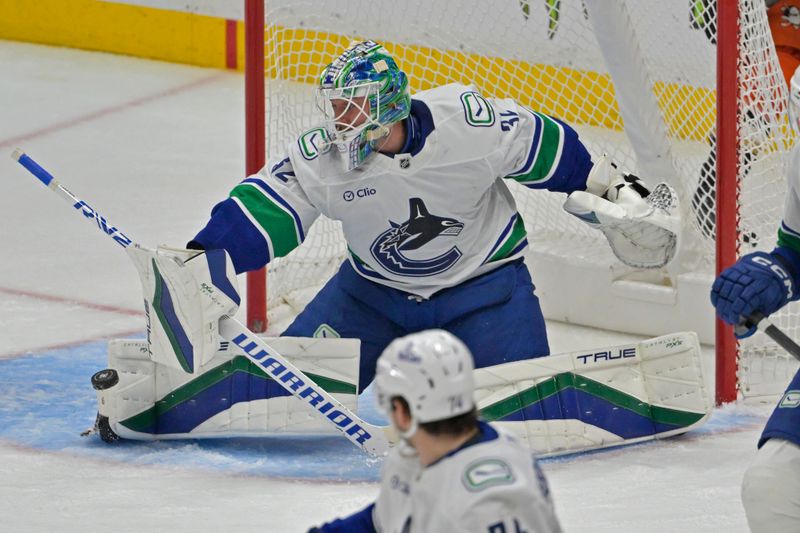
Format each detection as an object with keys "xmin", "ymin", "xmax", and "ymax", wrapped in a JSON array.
[{"xmin": 316, "ymin": 40, "xmax": 411, "ymax": 171}]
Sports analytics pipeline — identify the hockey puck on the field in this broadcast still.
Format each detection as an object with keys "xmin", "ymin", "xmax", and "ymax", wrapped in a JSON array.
[{"xmin": 91, "ymin": 368, "xmax": 119, "ymax": 390}]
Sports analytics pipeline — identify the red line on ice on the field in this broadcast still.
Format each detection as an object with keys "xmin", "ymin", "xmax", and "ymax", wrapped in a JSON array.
[
  {"xmin": 0, "ymin": 72, "xmax": 227, "ymax": 149},
  {"xmin": 0, "ymin": 286, "xmax": 145, "ymax": 358},
  {"xmin": 0, "ymin": 327, "xmax": 144, "ymax": 360},
  {"xmin": 0, "ymin": 286, "xmax": 143, "ymax": 316}
]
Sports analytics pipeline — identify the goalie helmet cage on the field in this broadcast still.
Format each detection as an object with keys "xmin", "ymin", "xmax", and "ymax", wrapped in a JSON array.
[{"xmin": 244, "ymin": 0, "xmax": 799, "ymax": 405}]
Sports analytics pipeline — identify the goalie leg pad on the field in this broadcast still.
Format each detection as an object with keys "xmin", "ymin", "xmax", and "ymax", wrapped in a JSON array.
[
  {"xmin": 474, "ymin": 331, "xmax": 711, "ymax": 457},
  {"xmin": 96, "ymin": 336, "xmax": 361, "ymax": 440}
]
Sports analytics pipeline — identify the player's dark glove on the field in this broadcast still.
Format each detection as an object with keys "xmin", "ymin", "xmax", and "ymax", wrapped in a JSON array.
[{"xmin": 711, "ymin": 251, "xmax": 795, "ymax": 338}]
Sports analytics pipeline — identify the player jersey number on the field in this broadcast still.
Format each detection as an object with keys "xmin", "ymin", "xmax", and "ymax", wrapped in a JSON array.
[
  {"xmin": 500, "ymin": 110, "xmax": 519, "ymax": 131},
  {"xmin": 270, "ymin": 156, "xmax": 295, "ymax": 183}
]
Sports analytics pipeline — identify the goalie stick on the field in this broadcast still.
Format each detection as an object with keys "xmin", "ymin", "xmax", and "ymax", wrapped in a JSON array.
[
  {"xmin": 737, "ymin": 312, "xmax": 800, "ymax": 362},
  {"xmin": 10, "ymin": 149, "xmax": 393, "ymax": 457}
]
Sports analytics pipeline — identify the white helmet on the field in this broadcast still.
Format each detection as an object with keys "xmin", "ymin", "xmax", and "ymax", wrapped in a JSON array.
[
  {"xmin": 789, "ymin": 66, "xmax": 800, "ymax": 135},
  {"xmin": 374, "ymin": 330, "xmax": 475, "ymax": 438}
]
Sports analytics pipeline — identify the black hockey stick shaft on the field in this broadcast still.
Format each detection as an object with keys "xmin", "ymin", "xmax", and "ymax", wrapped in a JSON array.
[{"xmin": 736, "ymin": 312, "xmax": 800, "ymax": 362}]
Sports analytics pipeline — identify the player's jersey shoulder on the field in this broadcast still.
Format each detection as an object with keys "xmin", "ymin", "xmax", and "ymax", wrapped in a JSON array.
[
  {"xmin": 458, "ymin": 424, "xmax": 529, "ymax": 478},
  {"xmin": 290, "ymin": 125, "xmax": 332, "ymax": 164},
  {"xmin": 413, "ymin": 83, "xmax": 516, "ymax": 162},
  {"xmin": 427, "ymin": 422, "xmax": 531, "ymax": 494},
  {"xmin": 414, "ymin": 82, "xmax": 513, "ymax": 130},
  {"xmin": 285, "ymin": 124, "xmax": 352, "ymax": 186},
  {"xmin": 410, "ymin": 422, "xmax": 557, "ymax": 530}
]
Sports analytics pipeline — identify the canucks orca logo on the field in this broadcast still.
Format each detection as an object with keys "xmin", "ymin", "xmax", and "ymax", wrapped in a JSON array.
[{"xmin": 370, "ymin": 198, "xmax": 464, "ymax": 277}]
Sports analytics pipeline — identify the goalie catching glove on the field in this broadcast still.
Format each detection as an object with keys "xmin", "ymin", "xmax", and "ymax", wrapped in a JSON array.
[
  {"xmin": 126, "ymin": 245, "xmax": 240, "ymax": 373},
  {"xmin": 563, "ymin": 156, "xmax": 680, "ymax": 269}
]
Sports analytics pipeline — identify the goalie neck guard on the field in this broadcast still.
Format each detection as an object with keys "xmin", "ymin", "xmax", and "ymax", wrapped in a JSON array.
[
  {"xmin": 316, "ymin": 40, "xmax": 411, "ymax": 171},
  {"xmin": 374, "ymin": 329, "xmax": 475, "ymax": 438}
]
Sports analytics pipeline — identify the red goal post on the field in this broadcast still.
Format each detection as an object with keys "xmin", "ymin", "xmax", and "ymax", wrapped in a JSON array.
[
  {"xmin": 715, "ymin": 0, "xmax": 740, "ymax": 405},
  {"xmin": 244, "ymin": 0, "xmax": 266, "ymax": 333}
]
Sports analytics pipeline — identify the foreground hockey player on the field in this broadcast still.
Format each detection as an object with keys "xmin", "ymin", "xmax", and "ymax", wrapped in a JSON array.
[
  {"xmin": 308, "ymin": 330, "xmax": 563, "ymax": 532},
  {"xmin": 188, "ymin": 40, "xmax": 679, "ymax": 393},
  {"xmin": 711, "ymin": 66, "xmax": 800, "ymax": 532}
]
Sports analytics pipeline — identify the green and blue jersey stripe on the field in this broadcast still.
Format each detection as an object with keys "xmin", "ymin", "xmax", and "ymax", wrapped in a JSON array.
[
  {"xmin": 779, "ymin": 222, "xmax": 800, "ymax": 254},
  {"xmin": 230, "ymin": 180, "xmax": 305, "ymax": 260},
  {"xmin": 507, "ymin": 109, "xmax": 565, "ymax": 186},
  {"xmin": 484, "ymin": 213, "xmax": 528, "ymax": 264}
]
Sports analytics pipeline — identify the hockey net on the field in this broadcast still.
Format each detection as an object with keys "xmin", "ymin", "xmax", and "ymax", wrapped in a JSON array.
[{"xmin": 246, "ymin": 0, "xmax": 799, "ymax": 403}]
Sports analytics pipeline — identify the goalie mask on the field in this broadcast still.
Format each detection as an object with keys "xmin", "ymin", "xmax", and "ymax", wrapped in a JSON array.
[
  {"xmin": 374, "ymin": 329, "xmax": 475, "ymax": 439},
  {"xmin": 316, "ymin": 40, "xmax": 411, "ymax": 171}
]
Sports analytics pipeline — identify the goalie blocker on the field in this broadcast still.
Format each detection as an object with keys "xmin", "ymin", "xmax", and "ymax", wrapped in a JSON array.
[
  {"xmin": 89, "ymin": 331, "xmax": 710, "ymax": 457},
  {"xmin": 126, "ymin": 245, "xmax": 241, "ymax": 374}
]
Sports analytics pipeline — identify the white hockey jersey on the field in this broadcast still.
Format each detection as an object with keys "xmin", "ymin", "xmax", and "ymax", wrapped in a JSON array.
[
  {"xmin": 779, "ymin": 147, "xmax": 800, "ymax": 251},
  {"xmin": 370, "ymin": 421, "xmax": 562, "ymax": 533},
  {"xmin": 193, "ymin": 83, "xmax": 592, "ymax": 297}
]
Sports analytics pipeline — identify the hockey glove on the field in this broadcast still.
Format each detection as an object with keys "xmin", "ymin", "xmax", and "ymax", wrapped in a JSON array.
[
  {"xmin": 711, "ymin": 251, "xmax": 795, "ymax": 338},
  {"xmin": 127, "ymin": 245, "xmax": 240, "ymax": 372},
  {"xmin": 563, "ymin": 156, "xmax": 680, "ymax": 269}
]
